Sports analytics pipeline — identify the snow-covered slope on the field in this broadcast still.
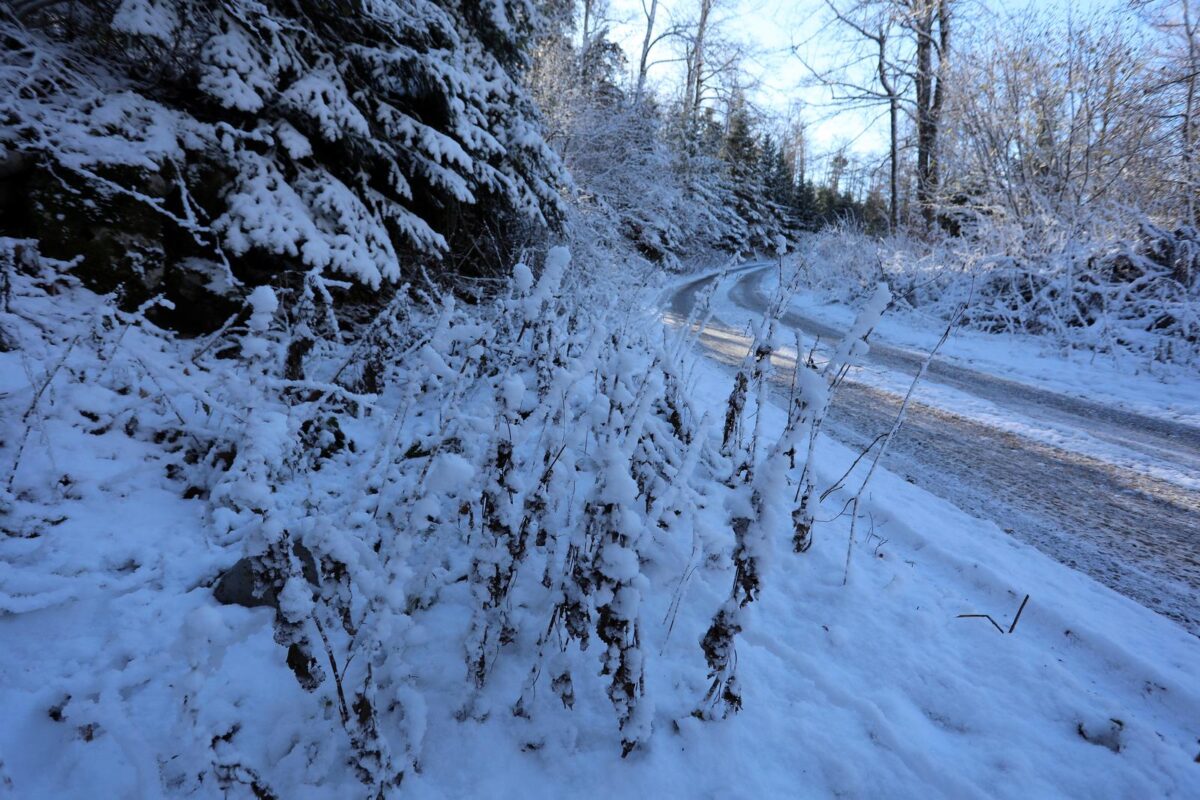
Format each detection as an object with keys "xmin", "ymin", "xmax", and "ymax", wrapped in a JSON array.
[{"xmin": 3, "ymin": 253, "xmax": 1198, "ymax": 798}]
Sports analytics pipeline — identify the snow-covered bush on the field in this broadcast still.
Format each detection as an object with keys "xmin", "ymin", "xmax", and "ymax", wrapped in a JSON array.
[
  {"xmin": 2, "ymin": 235, "xmax": 841, "ymax": 793},
  {"xmin": 0, "ymin": 9, "xmax": 862, "ymax": 794},
  {"xmin": 698, "ymin": 262, "xmax": 856, "ymax": 718},
  {"xmin": 527, "ymin": 24, "xmax": 786, "ymax": 273},
  {"xmin": 794, "ymin": 221, "xmax": 1200, "ymax": 367},
  {"xmin": 0, "ymin": 0, "xmax": 566, "ymax": 320},
  {"xmin": 955, "ymin": 221, "xmax": 1200, "ymax": 364}
]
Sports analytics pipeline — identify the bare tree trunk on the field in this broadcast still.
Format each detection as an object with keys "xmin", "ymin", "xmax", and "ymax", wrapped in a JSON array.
[
  {"xmin": 582, "ymin": 0, "xmax": 597, "ymax": 78},
  {"xmin": 685, "ymin": 0, "xmax": 715, "ymax": 126},
  {"xmin": 793, "ymin": 120, "xmax": 808, "ymax": 186},
  {"xmin": 635, "ymin": 0, "xmax": 660, "ymax": 104},
  {"xmin": 914, "ymin": 0, "xmax": 935, "ymax": 228},
  {"xmin": 810, "ymin": 0, "xmax": 907, "ymax": 229},
  {"xmin": 1184, "ymin": 0, "xmax": 1199, "ymax": 227},
  {"xmin": 583, "ymin": 0, "xmax": 592, "ymax": 51},
  {"xmin": 912, "ymin": 0, "xmax": 950, "ymax": 227},
  {"xmin": 930, "ymin": 0, "xmax": 950, "ymax": 222},
  {"xmin": 877, "ymin": 28, "xmax": 899, "ymax": 230},
  {"xmin": 913, "ymin": 0, "xmax": 950, "ymax": 230},
  {"xmin": 889, "ymin": 95, "xmax": 899, "ymax": 230}
]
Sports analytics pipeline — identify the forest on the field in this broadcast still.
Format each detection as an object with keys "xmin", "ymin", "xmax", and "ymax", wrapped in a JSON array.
[{"xmin": 1, "ymin": 1, "xmax": 1198, "ymax": 797}]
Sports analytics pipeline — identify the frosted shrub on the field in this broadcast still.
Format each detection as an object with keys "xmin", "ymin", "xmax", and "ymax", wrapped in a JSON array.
[
  {"xmin": 1, "ymin": 236, "xmax": 849, "ymax": 792},
  {"xmin": 795, "ymin": 222, "xmax": 1200, "ymax": 367}
]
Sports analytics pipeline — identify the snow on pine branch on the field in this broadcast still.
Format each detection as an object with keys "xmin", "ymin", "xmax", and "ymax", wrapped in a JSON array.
[{"xmin": 1, "ymin": 0, "xmax": 566, "ymax": 298}]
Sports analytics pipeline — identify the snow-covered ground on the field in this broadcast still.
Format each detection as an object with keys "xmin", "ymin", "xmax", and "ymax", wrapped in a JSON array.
[
  {"xmin": 406, "ymin": 363, "xmax": 1200, "ymax": 798},
  {"xmin": 760, "ymin": 266, "xmax": 1200, "ymax": 429},
  {"xmin": 673, "ymin": 263, "xmax": 1200, "ymax": 632},
  {"xmin": 5, "ymin": 353, "xmax": 1200, "ymax": 799},
  {"xmin": 3, "ymin": 261, "xmax": 1199, "ymax": 798}
]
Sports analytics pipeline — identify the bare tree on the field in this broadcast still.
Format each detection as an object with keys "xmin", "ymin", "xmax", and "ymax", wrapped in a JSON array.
[
  {"xmin": 635, "ymin": 0, "xmax": 660, "ymax": 103},
  {"xmin": 951, "ymin": 11, "xmax": 1166, "ymax": 224},
  {"xmin": 632, "ymin": 0, "xmax": 691, "ymax": 106},
  {"xmin": 909, "ymin": 0, "xmax": 951, "ymax": 228},
  {"xmin": 1136, "ymin": 0, "xmax": 1200, "ymax": 227},
  {"xmin": 800, "ymin": 0, "xmax": 909, "ymax": 229},
  {"xmin": 581, "ymin": 0, "xmax": 614, "ymax": 78},
  {"xmin": 683, "ymin": 0, "xmax": 718, "ymax": 126},
  {"xmin": 669, "ymin": 0, "xmax": 760, "ymax": 136},
  {"xmin": 782, "ymin": 110, "xmax": 810, "ymax": 188}
]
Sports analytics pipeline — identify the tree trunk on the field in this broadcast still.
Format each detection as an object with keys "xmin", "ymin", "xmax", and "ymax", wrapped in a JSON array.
[
  {"xmin": 914, "ymin": 0, "xmax": 935, "ymax": 228},
  {"xmin": 889, "ymin": 96, "xmax": 899, "ymax": 230},
  {"xmin": 1184, "ymin": 0, "xmax": 1198, "ymax": 227},
  {"xmin": 635, "ymin": 0, "xmax": 659, "ymax": 104},
  {"xmin": 913, "ymin": 0, "xmax": 950, "ymax": 231},
  {"xmin": 876, "ymin": 26, "xmax": 899, "ymax": 230},
  {"xmin": 929, "ymin": 0, "xmax": 950, "ymax": 224},
  {"xmin": 686, "ymin": 0, "xmax": 715, "ymax": 126},
  {"xmin": 582, "ymin": 0, "xmax": 596, "ymax": 78}
]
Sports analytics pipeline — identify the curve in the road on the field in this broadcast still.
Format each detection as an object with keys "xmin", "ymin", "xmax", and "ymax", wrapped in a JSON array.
[
  {"xmin": 667, "ymin": 266, "xmax": 1200, "ymax": 635},
  {"xmin": 732, "ymin": 267, "xmax": 1200, "ymax": 468}
]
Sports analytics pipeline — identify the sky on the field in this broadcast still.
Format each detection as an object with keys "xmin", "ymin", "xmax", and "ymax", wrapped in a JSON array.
[{"xmin": 603, "ymin": 0, "xmax": 1125, "ymax": 167}]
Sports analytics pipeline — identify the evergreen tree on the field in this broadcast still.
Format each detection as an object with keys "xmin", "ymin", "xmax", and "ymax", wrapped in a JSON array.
[
  {"xmin": 2, "ymin": 0, "xmax": 567, "ymax": 323},
  {"xmin": 792, "ymin": 178, "xmax": 819, "ymax": 231},
  {"xmin": 761, "ymin": 135, "xmax": 793, "ymax": 209},
  {"xmin": 717, "ymin": 100, "xmax": 782, "ymax": 250}
]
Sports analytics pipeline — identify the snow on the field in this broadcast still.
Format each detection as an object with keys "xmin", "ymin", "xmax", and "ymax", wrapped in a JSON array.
[
  {"xmin": 216, "ymin": 153, "xmax": 401, "ymax": 287},
  {"xmin": 246, "ymin": 285, "xmax": 278, "ymax": 331},
  {"xmin": 682, "ymin": 263, "xmax": 1199, "ymax": 625},
  {"xmin": 280, "ymin": 63, "xmax": 371, "ymax": 143},
  {"xmin": 274, "ymin": 120, "xmax": 313, "ymax": 160},
  {"xmin": 0, "ymin": 0, "xmax": 567, "ymax": 299},
  {"xmin": 787, "ymin": 279, "xmax": 1200, "ymax": 428},
  {"xmin": 199, "ymin": 28, "xmax": 274, "ymax": 112},
  {"xmin": 521, "ymin": 245, "xmax": 570, "ymax": 318},
  {"xmin": 735, "ymin": 264, "xmax": 1200, "ymax": 484},
  {"xmin": 111, "ymin": 0, "xmax": 178, "ymax": 41},
  {"xmin": 3, "ymin": 251, "xmax": 1198, "ymax": 798},
  {"xmin": 500, "ymin": 374, "xmax": 526, "ymax": 412},
  {"xmin": 3, "ymin": 0, "xmax": 1197, "ymax": 792},
  {"xmin": 426, "ymin": 453, "xmax": 476, "ymax": 495},
  {"xmin": 278, "ymin": 577, "xmax": 315, "ymax": 623},
  {"xmin": 397, "ymin": 356, "xmax": 1200, "ymax": 799},
  {"xmin": 842, "ymin": 363, "xmax": 1200, "ymax": 491},
  {"xmin": 512, "ymin": 261, "xmax": 534, "ymax": 294},
  {"xmin": 828, "ymin": 281, "xmax": 892, "ymax": 374}
]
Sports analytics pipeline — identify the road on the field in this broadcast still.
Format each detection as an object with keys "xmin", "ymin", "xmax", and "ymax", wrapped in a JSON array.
[{"xmin": 666, "ymin": 265, "xmax": 1200, "ymax": 634}]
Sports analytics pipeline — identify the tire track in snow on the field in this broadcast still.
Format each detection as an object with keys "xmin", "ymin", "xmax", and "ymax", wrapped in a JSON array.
[{"xmin": 732, "ymin": 267, "xmax": 1200, "ymax": 472}]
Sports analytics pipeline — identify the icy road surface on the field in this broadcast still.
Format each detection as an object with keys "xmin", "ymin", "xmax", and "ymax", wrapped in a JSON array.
[{"xmin": 666, "ymin": 265, "xmax": 1200, "ymax": 634}]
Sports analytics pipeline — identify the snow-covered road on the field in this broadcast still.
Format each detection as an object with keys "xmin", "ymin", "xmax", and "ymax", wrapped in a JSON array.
[{"xmin": 666, "ymin": 265, "xmax": 1200, "ymax": 634}]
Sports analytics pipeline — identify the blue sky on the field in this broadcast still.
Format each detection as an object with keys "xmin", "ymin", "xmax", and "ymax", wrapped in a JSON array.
[{"xmin": 605, "ymin": 0, "xmax": 1126, "ymax": 162}]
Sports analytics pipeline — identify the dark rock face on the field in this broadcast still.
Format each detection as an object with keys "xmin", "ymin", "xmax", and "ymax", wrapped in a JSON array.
[
  {"xmin": 14, "ymin": 161, "xmax": 243, "ymax": 336},
  {"xmin": 213, "ymin": 542, "xmax": 319, "ymax": 609},
  {"xmin": 212, "ymin": 557, "xmax": 275, "ymax": 609},
  {"xmin": 26, "ymin": 164, "xmax": 167, "ymax": 297}
]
